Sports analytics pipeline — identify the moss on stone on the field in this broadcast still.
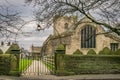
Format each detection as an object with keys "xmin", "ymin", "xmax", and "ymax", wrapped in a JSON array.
[
  {"xmin": 56, "ymin": 44, "xmax": 65, "ymax": 50},
  {"xmin": 5, "ymin": 43, "xmax": 20, "ymax": 54}
]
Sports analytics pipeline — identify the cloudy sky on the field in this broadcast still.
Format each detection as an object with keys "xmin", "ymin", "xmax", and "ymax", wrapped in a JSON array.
[{"xmin": 0, "ymin": 0, "xmax": 53, "ymax": 49}]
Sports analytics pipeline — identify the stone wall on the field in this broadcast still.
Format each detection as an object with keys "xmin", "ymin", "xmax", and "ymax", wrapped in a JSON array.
[{"xmin": 53, "ymin": 16, "xmax": 77, "ymax": 35}]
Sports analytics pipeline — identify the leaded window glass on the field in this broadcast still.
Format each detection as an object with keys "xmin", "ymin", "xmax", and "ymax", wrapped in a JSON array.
[
  {"xmin": 110, "ymin": 43, "xmax": 119, "ymax": 51},
  {"xmin": 81, "ymin": 25, "xmax": 96, "ymax": 48}
]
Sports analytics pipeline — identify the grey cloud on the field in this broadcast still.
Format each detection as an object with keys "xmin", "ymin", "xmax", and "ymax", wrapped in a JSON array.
[{"xmin": 0, "ymin": 0, "xmax": 53, "ymax": 50}]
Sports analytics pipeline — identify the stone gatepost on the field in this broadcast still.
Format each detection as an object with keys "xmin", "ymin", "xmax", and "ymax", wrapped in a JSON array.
[
  {"xmin": 11, "ymin": 49, "xmax": 20, "ymax": 76},
  {"xmin": 54, "ymin": 44, "xmax": 65, "ymax": 75}
]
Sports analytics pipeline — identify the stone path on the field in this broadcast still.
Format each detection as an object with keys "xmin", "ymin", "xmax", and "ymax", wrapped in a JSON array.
[
  {"xmin": 1, "ymin": 74, "xmax": 120, "ymax": 80},
  {"xmin": 22, "ymin": 60, "xmax": 50, "ymax": 76}
]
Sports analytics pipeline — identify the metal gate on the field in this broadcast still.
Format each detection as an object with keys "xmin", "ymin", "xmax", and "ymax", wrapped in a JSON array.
[{"xmin": 19, "ymin": 55, "xmax": 54, "ymax": 76}]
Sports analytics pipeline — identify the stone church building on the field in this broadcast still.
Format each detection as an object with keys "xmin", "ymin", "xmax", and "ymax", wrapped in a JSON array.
[{"xmin": 42, "ymin": 14, "xmax": 120, "ymax": 55}]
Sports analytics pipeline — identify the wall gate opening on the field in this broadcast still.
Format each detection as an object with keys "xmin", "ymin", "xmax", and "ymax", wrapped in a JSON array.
[{"xmin": 19, "ymin": 55, "xmax": 54, "ymax": 76}]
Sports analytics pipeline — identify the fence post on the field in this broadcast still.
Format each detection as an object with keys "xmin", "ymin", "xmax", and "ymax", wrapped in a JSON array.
[{"xmin": 54, "ymin": 44, "xmax": 65, "ymax": 75}]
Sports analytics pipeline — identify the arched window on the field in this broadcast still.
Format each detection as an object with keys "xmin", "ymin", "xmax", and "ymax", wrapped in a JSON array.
[{"xmin": 81, "ymin": 25, "xmax": 96, "ymax": 48}]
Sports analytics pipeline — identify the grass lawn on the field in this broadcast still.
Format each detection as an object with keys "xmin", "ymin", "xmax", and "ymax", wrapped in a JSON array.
[{"xmin": 19, "ymin": 59, "xmax": 32, "ymax": 72}]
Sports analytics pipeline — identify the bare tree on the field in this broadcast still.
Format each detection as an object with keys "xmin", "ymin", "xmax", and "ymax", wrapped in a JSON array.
[
  {"xmin": 0, "ymin": 5, "xmax": 25, "ymax": 41},
  {"xmin": 26, "ymin": 0, "xmax": 120, "ymax": 35}
]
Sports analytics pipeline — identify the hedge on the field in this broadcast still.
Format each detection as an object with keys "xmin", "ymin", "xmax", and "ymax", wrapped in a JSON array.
[
  {"xmin": 55, "ymin": 54, "xmax": 120, "ymax": 75},
  {"xmin": 0, "ymin": 54, "xmax": 18, "ymax": 76},
  {"xmin": 65, "ymin": 55, "xmax": 120, "ymax": 74},
  {"xmin": 0, "ymin": 54, "xmax": 11, "ymax": 75}
]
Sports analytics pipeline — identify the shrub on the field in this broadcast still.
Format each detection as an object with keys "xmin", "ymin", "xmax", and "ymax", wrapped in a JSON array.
[
  {"xmin": 0, "ymin": 49, "xmax": 3, "ymax": 54},
  {"xmin": 115, "ymin": 49, "xmax": 120, "ymax": 55},
  {"xmin": 99, "ymin": 47, "xmax": 111, "ymax": 55},
  {"xmin": 73, "ymin": 49, "xmax": 83, "ymax": 55},
  {"xmin": 87, "ymin": 49, "xmax": 96, "ymax": 55}
]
